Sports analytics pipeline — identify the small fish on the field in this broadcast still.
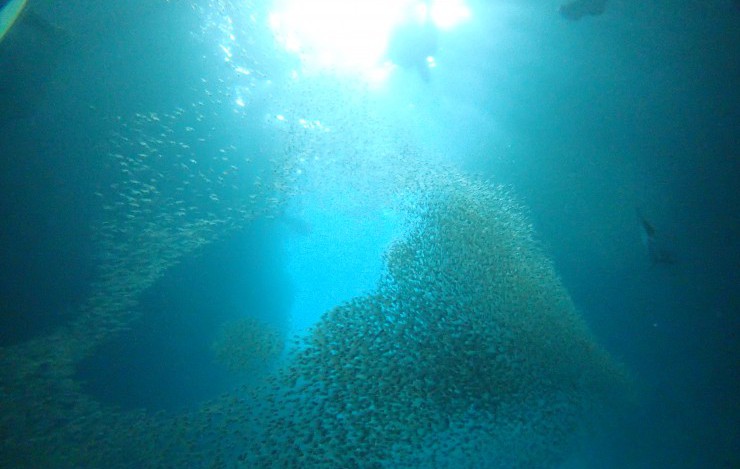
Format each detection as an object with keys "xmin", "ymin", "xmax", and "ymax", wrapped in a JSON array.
[
  {"xmin": 636, "ymin": 208, "xmax": 675, "ymax": 265},
  {"xmin": 559, "ymin": 0, "xmax": 608, "ymax": 20}
]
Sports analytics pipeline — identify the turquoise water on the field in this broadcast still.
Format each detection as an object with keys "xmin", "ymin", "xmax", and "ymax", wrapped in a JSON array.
[{"xmin": 0, "ymin": 0, "xmax": 737, "ymax": 467}]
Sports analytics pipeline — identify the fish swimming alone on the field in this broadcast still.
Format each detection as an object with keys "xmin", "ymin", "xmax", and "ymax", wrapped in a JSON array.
[
  {"xmin": 559, "ymin": 0, "xmax": 608, "ymax": 20},
  {"xmin": 636, "ymin": 208, "xmax": 675, "ymax": 265}
]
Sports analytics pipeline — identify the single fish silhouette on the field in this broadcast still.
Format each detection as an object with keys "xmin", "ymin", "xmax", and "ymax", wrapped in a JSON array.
[
  {"xmin": 559, "ymin": 0, "xmax": 608, "ymax": 20},
  {"xmin": 636, "ymin": 208, "xmax": 675, "ymax": 265}
]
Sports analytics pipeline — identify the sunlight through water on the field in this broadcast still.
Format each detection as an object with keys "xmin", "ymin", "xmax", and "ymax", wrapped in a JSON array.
[{"xmin": 268, "ymin": 0, "xmax": 470, "ymax": 81}]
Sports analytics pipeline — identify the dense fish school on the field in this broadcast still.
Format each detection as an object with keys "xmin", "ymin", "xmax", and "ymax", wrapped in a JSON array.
[
  {"xmin": 0, "ymin": 139, "xmax": 631, "ymax": 466},
  {"xmin": 241, "ymin": 170, "xmax": 630, "ymax": 467},
  {"xmin": 0, "ymin": 1, "xmax": 631, "ymax": 467}
]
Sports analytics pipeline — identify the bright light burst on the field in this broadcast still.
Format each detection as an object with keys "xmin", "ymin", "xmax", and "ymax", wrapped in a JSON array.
[
  {"xmin": 269, "ymin": 0, "xmax": 470, "ymax": 80},
  {"xmin": 430, "ymin": 0, "xmax": 471, "ymax": 30}
]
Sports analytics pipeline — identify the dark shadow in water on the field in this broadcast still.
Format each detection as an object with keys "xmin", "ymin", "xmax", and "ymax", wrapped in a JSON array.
[
  {"xmin": 76, "ymin": 221, "xmax": 293, "ymax": 413},
  {"xmin": 0, "ymin": 8, "xmax": 73, "ymax": 124},
  {"xmin": 0, "ymin": 127, "xmax": 100, "ymax": 347}
]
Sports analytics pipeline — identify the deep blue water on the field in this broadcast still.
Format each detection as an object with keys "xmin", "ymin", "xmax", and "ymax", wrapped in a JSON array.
[{"xmin": 1, "ymin": 0, "xmax": 738, "ymax": 467}]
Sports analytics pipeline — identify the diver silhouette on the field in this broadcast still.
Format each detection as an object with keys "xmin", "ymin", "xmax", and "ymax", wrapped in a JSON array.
[{"xmin": 386, "ymin": 2, "xmax": 439, "ymax": 82}]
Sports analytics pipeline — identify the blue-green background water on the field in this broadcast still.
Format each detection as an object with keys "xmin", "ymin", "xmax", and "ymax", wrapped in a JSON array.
[{"xmin": 1, "ymin": 0, "xmax": 737, "ymax": 467}]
